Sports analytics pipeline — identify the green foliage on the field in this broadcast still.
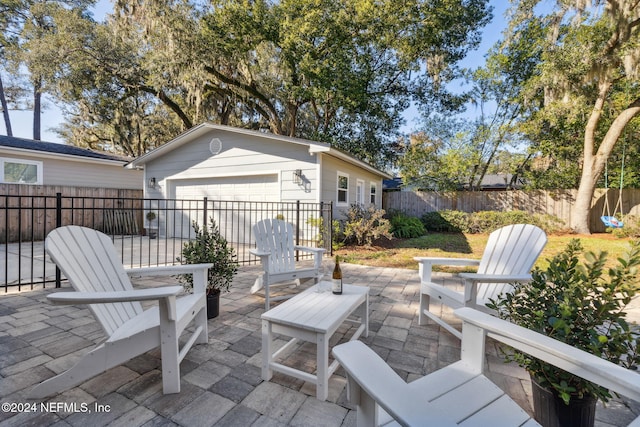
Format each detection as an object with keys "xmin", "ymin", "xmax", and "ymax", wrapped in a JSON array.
[
  {"xmin": 420, "ymin": 209, "xmax": 566, "ymax": 234},
  {"xmin": 421, "ymin": 210, "xmax": 470, "ymax": 232},
  {"xmin": 9, "ymin": 0, "xmax": 492, "ymax": 165},
  {"xmin": 610, "ymin": 215, "xmax": 640, "ymax": 238},
  {"xmin": 339, "ymin": 204, "xmax": 392, "ymax": 247},
  {"xmin": 389, "ymin": 212, "xmax": 426, "ymax": 238},
  {"xmin": 468, "ymin": 210, "xmax": 535, "ymax": 233},
  {"xmin": 488, "ymin": 239, "xmax": 640, "ymax": 404},
  {"xmin": 177, "ymin": 219, "xmax": 238, "ymax": 294}
]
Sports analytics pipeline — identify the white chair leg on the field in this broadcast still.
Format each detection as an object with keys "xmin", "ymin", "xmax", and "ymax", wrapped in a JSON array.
[
  {"xmin": 159, "ymin": 300, "xmax": 180, "ymax": 394},
  {"xmin": 195, "ymin": 306, "xmax": 208, "ymax": 344},
  {"xmin": 264, "ymin": 283, "xmax": 271, "ymax": 311},
  {"xmin": 419, "ymin": 293, "xmax": 431, "ymax": 326},
  {"xmin": 29, "ymin": 344, "xmax": 112, "ymax": 398}
]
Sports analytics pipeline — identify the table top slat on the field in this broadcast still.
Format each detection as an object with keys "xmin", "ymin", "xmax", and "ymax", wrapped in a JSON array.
[{"xmin": 261, "ymin": 283, "xmax": 368, "ymax": 333}]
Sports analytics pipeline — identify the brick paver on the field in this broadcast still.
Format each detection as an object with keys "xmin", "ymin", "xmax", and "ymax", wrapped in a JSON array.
[{"xmin": 0, "ymin": 263, "xmax": 638, "ymax": 426}]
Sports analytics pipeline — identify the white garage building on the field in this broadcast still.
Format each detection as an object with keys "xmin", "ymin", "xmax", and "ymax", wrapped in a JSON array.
[{"xmin": 126, "ymin": 123, "xmax": 392, "ymax": 240}]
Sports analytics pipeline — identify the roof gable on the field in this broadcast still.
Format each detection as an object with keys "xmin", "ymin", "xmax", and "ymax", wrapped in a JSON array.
[{"xmin": 127, "ymin": 123, "xmax": 392, "ymax": 179}]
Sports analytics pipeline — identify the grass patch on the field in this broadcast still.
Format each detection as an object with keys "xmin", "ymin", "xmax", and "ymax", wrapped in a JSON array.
[{"xmin": 336, "ymin": 233, "xmax": 636, "ymax": 273}]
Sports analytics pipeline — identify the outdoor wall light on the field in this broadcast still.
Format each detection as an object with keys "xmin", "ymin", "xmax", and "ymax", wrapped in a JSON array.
[
  {"xmin": 293, "ymin": 169, "xmax": 303, "ymax": 185},
  {"xmin": 148, "ymin": 177, "xmax": 156, "ymax": 188}
]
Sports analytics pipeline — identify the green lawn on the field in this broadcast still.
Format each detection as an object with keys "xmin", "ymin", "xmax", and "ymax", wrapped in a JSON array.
[{"xmin": 336, "ymin": 232, "xmax": 636, "ymax": 273}]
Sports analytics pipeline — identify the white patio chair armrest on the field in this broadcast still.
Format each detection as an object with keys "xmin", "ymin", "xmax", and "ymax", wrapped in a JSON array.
[
  {"xmin": 294, "ymin": 246, "xmax": 325, "ymax": 269},
  {"xmin": 458, "ymin": 273, "xmax": 532, "ymax": 283},
  {"xmin": 249, "ymin": 249, "xmax": 270, "ymax": 258},
  {"xmin": 455, "ymin": 307, "xmax": 640, "ymax": 402},
  {"xmin": 47, "ymin": 286, "xmax": 183, "ymax": 304},
  {"xmin": 413, "ymin": 257, "xmax": 480, "ymax": 266},
  {"xmin": 126, "ymin": 264, "xmax": 211, "ymax": 294},
  {"xmin": 333, "ymin": 341, "xmax": 429, "ymax": 426},
  {"xmin": 414, "ymin": 257, "xmax": 480, "ymax": 282},
  {"xmin": 459, "ymin": 273, "xmax": 532, "ymax": 303},
  {"xmin": 293, "ymin": 245, "xmax": 326, "ymax": 254},
  {"xmin": 125, "ymin": 263, "xmax": 212, "ymax": 277}
]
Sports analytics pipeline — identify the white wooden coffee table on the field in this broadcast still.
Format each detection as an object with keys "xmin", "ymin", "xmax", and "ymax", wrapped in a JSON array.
[{"xmin": 261, "ymin": 283, "xmax": 369, "ymax": 401}]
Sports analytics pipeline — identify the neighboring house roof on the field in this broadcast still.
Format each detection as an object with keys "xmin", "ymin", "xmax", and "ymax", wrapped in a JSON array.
[
  {"xmin": 383, "ymin": 174, "xmax": 525, "ymax": 191},
  {"xmin": 476, "ymin": 174, "xmax": 525, "ymax": 190},
  {"xmin": 383, "ymin": 177, "xmax": 403, "ymax": 191},
  {"xmin": 0, "ymin": 135, "xmax": 131, "ymax": 164},
  {"xmin": 126, "ymin": 123, "xmax": 392, "ymax": 179}
]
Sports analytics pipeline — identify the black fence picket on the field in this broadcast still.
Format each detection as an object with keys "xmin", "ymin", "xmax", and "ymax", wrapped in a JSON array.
[{"xmin": 1, "ymin": 194, "xmax": 332, "ymax": 292}]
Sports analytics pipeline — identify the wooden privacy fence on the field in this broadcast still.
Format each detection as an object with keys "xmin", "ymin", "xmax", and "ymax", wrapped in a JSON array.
[
  {"xmin": 0, "ymin": 184, "xmax": 143, "ymax": 242},
  {"xmin": 382, "ymin": 188, "xmax": 640, "ymax": 233}
]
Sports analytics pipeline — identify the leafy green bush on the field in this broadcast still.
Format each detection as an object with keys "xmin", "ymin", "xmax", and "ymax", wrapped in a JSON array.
[
  {"xmin": 610, "ymin": 215, "xmax": 640, "ymax": 238},
  {"xmin": 420, "ymin": 209, "xmax": 565, "ymax": 234},
  {"xmin": 340, "ymin": 204, "xmax": 392, "ymax": 246},
  {"xmin": 177, "ymin": 219, "xmax": 238, "ymax": 294},
  {"xmin": 421, "ymin": 210, "xmax": 470, "ymax": 232},
  {"xmin": 467, "ymin": 210, "xmax": 536, "ymax": 233},
  {"xmin": 488, "ymin": 239, "xmax": 640, "ymax": 404},
  {"xmin": 390, "ymin": 212, "xmax": 426, "ymax": 238}
]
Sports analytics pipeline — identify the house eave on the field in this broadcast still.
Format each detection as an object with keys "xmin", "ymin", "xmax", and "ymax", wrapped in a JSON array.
[
  {"xmin": 0, "ymin": 146, "xmax": 130, "ymax": 167},
  {"xmin": 325, "ymin": 148, "xmax": 392, "ymax": 179}
]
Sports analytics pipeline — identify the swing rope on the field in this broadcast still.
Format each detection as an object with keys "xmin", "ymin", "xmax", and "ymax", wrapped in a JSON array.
[{"xmin": 601, "ymin": 141, "xmax": 626, "ymax": 228}]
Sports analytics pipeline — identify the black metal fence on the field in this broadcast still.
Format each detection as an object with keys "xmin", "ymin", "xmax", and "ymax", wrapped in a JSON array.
[{"xmin": 1, "ymin": 193, "xmax": 332, "ymax": 292}]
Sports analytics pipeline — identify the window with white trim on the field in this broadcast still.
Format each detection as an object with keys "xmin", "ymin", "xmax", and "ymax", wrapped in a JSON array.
[
  {"xmin": 1, "ymin": 158, "xmax": 43, "ymax": 185},
  {"xmin": 337, "ymin": 172, "xmax": 349, "ymax": 205},
  {"xmin": 356, "ymin": 179, "xmax": 365, "ymax": 206},
  {"xmin": 370, "ymin": 182, "xmax": 377, "ymax": 205}
]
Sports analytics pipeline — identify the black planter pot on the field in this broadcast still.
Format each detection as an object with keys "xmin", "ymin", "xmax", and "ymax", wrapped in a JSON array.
[
  {"xmin": 206, "ymin": 290, "xmax": 220, "ymax": 319},
  {"xmin": 531, "ymin": 375, "xmax": 597, "ymax": 427}
]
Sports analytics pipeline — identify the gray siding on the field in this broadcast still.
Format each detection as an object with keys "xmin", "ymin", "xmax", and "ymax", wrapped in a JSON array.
[
  {"xmin": 145, "ymin": 129, "xmax": 319, "ymax": 203},
  {"xmin": 320, "ymin": 154, "xmax": 384, "ymax": 219},
  {"xmin": 0, "ymin": 151, "xmax": 142, "ymax": 190}
]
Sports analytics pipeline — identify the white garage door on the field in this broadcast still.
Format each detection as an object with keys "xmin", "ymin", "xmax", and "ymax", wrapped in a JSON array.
[
  {"xmin": 174, "ymin": 175, "xmax": 279, "ymax": 202},
  {"xmin": 172, "ymin": 175, "xmax": 279, "ymax": 241}
]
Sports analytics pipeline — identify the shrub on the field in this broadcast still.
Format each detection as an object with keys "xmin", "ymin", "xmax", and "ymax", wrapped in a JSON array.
[
  {"xmin": 610, "ymin": 215, "xmax": 640, "ymax": 238},
  {"xmin": 340, "ymin": 204, "xmax": 392, "ymax": 246},
  {"xmin": 390, "ymin": 212, "xmax": 425, "ymax": 238},
  {"xmin": 421, "ymin": 210, "xmax": 470, "ymax": 232},
  {"xmin": 422, "ymin": 209, "xmax": 566, "ymax": 234},
  {"xmin": 488, "ymin": 239, "xmax": 640, "ymax": 404},
  {"xmin": 177, "ymin": 219, "xmax": 238, "ymax": 294}
]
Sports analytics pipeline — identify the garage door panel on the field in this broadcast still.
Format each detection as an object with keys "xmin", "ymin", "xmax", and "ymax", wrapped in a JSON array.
[{"xmin": 172, "ymin": 175, "xmax": 279, "ymax": 241}]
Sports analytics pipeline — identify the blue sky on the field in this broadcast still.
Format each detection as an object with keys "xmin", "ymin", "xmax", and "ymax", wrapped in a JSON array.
[{"xmin": 2, "ymin": 0, "xmax": 508, "ymax": 144}]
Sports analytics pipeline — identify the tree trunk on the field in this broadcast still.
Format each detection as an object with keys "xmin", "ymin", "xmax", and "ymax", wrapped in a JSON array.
[
  {"xmin": 33, "ymin": 78, "xmax": 42, "ymax": 140},
  {"xmin": 572, "ymin": 99, "xmax": 640, "ymax": 234},
  {"xmin": 0, "ymin": 76, "xmax": 12, "ymax": 136}
]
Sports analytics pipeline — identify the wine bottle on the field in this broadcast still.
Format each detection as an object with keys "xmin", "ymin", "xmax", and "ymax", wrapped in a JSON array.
[{"xmin": 332, "ymin": 255, "xmax": 343, "ymax": 294}]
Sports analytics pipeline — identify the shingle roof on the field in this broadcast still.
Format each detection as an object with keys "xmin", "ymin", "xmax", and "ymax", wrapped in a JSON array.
[{"xmin": 0, "ymin": 135, "xmax": 131, "ymax": 162}]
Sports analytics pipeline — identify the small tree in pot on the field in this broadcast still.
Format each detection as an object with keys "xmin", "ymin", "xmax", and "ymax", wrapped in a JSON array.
[
  {"xmin": 488, "ymin": 239, "xmax": 640, "ymax": 427},
  {"xmin": 146, "ymin": 211, "xmax": 158, "ymax": 239},
  {"xmin": 177, "ymin": 219, "xmax": 237, "ymax": 319}
]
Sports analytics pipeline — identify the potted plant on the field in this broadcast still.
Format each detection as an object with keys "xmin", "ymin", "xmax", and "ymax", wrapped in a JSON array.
[
  {"xmin": 146, "ymin": 211, "xmax": 158, "ymax": 239},
  {"xmin": 177, "ymin": 219, "xmax": 238, "ymax": 319},
  {"xmin": 488, "ymin": 239, "xmax": 640, "ymax": 427}
]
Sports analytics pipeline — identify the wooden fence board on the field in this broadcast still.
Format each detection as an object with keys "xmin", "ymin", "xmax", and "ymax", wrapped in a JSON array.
[
  {"xmin": 1, "ymin": 184, "xmax": 143, "ymax": 242},
  {"xmin": 382, "ymin": 189, "xmax": 640, "ymax": 233}
]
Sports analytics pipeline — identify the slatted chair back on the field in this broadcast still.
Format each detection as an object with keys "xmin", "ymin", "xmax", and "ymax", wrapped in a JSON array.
[
  {"xmin": 45, "ymin": 226, "xmax": 143, "ymax": 336},
  {"xmin": 475, "ymin": 223, "xmax": 547, "ymax": 304},
  {"xmin": 253, "ymin": 219, "xmax": 297, "ymax": 274}
]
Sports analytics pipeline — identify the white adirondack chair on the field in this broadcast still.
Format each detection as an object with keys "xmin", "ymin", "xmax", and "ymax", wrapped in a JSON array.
[
  {"xmin": 250, "ymin": 219, "xmax": 325, "ymax": 310},
  {"xmin": 29, "ymin": 225, "xmax": 212, "ymax": 398},
  {"xmin": 333, "ymin": 307, "xmax": 640, "ymax": 427},
  {"xmin": 415, "ymin": 223, "xmax": 547, "ymax": 338}
]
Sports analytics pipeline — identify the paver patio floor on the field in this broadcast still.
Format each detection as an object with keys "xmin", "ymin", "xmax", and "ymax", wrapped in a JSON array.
[{"xmin": 1, "ymin": 263, "xmax": 639, "ymax": 426}]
